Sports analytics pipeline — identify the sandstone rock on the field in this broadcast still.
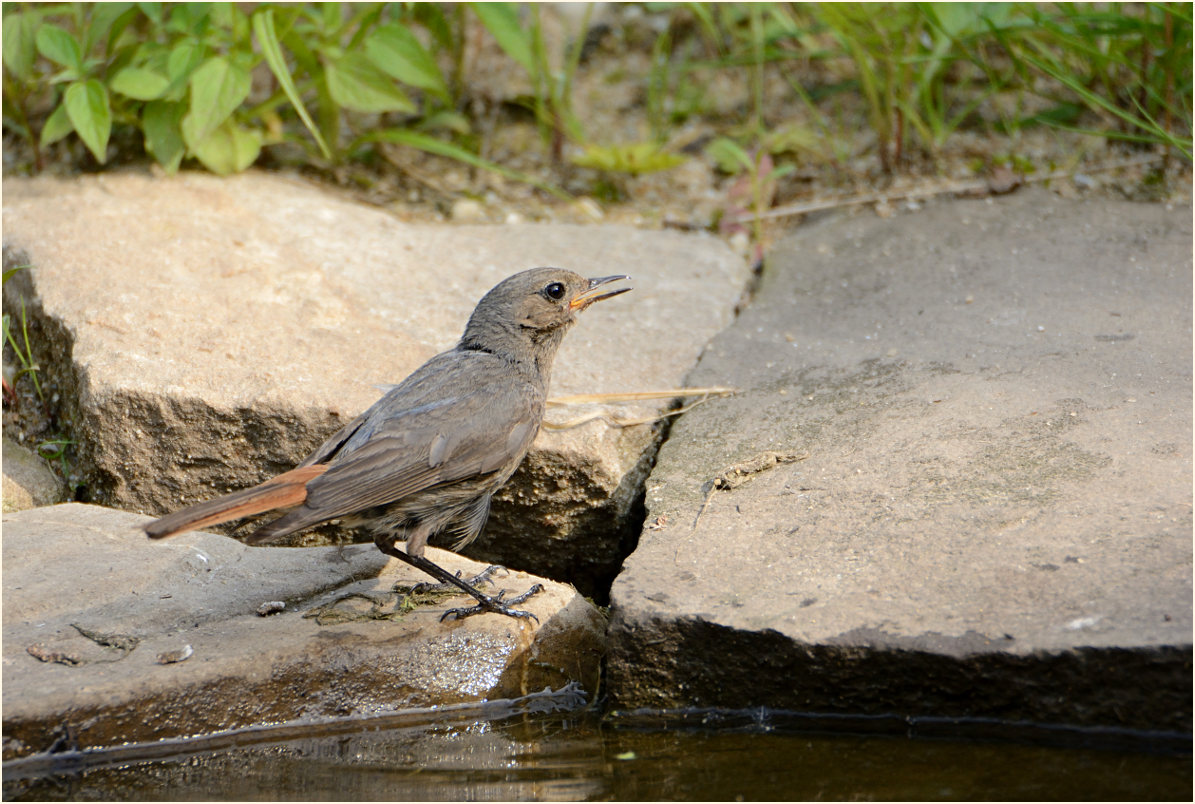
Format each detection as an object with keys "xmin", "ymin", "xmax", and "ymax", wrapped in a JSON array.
[
  {"xmin": 607, "ymin": 189, "xmax": 1192, "ymax": 731},
  {"xmin": 2, "ymin": 504, "xmax": 605, "ymax": 759},
  {"xmin": 1, "ymin": 171, "xmax": 749, "ymax": 594},
  {"xmin": 2, "ymin": 436, "xmax": 68, "ymax": 512}
]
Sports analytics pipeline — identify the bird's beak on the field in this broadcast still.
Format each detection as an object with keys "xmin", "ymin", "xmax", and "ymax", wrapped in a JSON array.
[{"xmin": 570, "ymin": 275, "xmax": 631, "ymax": 311}]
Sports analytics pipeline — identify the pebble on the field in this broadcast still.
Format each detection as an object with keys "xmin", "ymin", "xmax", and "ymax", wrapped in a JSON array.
[
  {"xmin": 572, "ymin": 197, "xmax": 605, "ymax": 222},
  {"xmin": 451, "ymin": 198, "xmax": 486, "ymax": 222}
]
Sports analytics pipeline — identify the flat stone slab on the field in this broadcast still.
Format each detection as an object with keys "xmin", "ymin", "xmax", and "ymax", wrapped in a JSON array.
[
  {"xmin": 1, "ymin": 172, "xmax": 749, "ymax": 594},
  {"xmin": 607, "ymin": 189, "xmax": 1192, "ymax": 732},
  {"xmin": 2, "ymin": 504, "xmax": 605, "ymax": 759}
]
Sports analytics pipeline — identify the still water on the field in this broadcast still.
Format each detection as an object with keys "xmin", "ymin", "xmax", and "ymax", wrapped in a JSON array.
[{"xmin": 4, "ymin": 696, "xmax": 1189, "ymax": 801}]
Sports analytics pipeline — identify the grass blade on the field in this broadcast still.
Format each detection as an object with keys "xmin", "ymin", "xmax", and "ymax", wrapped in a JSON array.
[
  {"xmin": 252, "ymin": 8, "xmax": 332, "ymax": 160},
  {"xmin": 357, "ymin": 128, "xmax": 566, "ymax": 198}
]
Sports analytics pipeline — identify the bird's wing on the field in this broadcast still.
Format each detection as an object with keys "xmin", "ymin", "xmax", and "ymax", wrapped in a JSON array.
[
  {"xmin": 299, "ymin": 352, "xmax": 544, "ymax": 519},
  {"xmin": 296, "ymin": 412, "xmax": 369, "ymax": 468}
]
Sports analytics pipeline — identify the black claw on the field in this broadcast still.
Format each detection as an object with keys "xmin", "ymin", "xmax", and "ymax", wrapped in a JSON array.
[
  {"xmin": 372, "ymin": 544, "xmax": 544, "ymax": 623},
  {"xmin": 468, "ymin": 564, "xmax": 507, "ymax": 587},
  {"xmin": 438, "ymin": 583, "xmax": 545, "ymax": 623},
  {"xmin": 504, "ymin": 583, "xmax": 544, "ymax": 606},
  {"xmin": 410, "ymin": 565, "xmax": 507, "ymax": 596},
  {"xmin": 440, "ymin": 603, "xmax": 539, "ymax": 623}
]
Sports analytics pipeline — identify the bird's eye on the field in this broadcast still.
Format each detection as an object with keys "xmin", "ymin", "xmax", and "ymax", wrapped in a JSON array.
[{"xmin": 543, "ymin": 281, "xmax": 566, "ymax": 300}]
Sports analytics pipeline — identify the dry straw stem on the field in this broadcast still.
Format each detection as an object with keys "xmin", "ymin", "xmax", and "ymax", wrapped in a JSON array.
[
  {"xmin": 544, "ymin": 387, "xmax": 737, "ymax": 430},
  {"xmin": 728, "ymin": 155, "xmax": 1167, "ymax": 225}
]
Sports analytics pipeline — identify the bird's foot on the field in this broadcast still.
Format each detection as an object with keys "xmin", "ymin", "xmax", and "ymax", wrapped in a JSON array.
[
  {"xmin": 440, "ymin": 583, "xmax": 545, "ymax": 623},
  {"xmin": 408, "ymin": 565, "xmax": 505, "ymax": 596}
]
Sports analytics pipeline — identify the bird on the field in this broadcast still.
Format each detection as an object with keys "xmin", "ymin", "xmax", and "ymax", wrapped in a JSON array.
[{"xmin": 145, "ymin": 268, "xmax": 631, "ymax": 621}]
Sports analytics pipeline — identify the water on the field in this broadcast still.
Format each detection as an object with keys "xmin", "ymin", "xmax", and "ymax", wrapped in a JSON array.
[{"xmin": 5, "ymin": 697, "xmax": 1188, "ymax": 801}]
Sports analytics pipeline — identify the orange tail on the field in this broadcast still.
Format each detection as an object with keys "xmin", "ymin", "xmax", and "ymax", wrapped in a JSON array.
[{"xmin": 144, "ymin": 464, "xmax": 328, "ymax": 539}]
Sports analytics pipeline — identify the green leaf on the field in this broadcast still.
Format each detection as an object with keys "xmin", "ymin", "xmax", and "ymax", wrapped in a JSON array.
[
  {"xmin": 570, "ymin": 142, "xmax": 687, "ymax": 176},
  {"xmin": 64, "ymin": 80, "xmax": 112, "ymax": 162},
  {"xmin": 39, "ymin": 102, "xmax": 74, "ymax": 147},
  {"xmin": 413, "ymin": 3, "xmax": 453, "ymax": 51},
  {"xmin": 138, "ymin": 3, "xmax": 163, "ymax": 26},
  {"xmin": 210, "ymin": 2, "xmax": 249, "ymax": 41},
  {"xmin": 35, "ymin": 24, "xmax": 83, "ymax": 72},
  {"xmin": 143, "ymin": 99, "xmax": 186, "ymax": 172},
  {"xmin": 190, "ymin": 119, "xmax": 261, "ymax": 174},
  {"xmin": 252, "ymin": 8, "xmax": 331, "ymax": 159},
  {"xmin": 181, "ymin": 56, "xmax": 250, "ymax": 149},
  {"xmin": 325, "ymin": 51, "xmax": 415, "ymax": 114},
  {"xmin": 418, "ymin": 110, "xmax": 472, "ymax": 136},
  {"xmin": 3, "ymin": 12, "xmax": 40, "ymax": 81},
  {"xmin": 319, "ymin": 3, "xmax": 341, "ymax": 34},
  {"xmin": 165, "ymin": 40, "xmax": 204, "ymax": 98},
  {"xmin": 364, "ymin": 23, "xmax": 449, "ymax": 101},
  {"xmin": 166, "ymin": 3, "xmax": 212, "ymax": 37},
  {"xmin": 111, "ymin": 8, "xmax": 146, "ymax": 57},
  {"xmin": 110, "ymin": 66, "xmax": 170, "ymax": 100},
  {"xmin": 471, "ymin": 3, "xmax": 534, "ymax": 74},
  {"xmin": 83, "ymin": 3, "xmax": 135, "ymax": 55},
  {"xmin": 705, "ymin": 137, "xmax": 754, "ymax": 174}
]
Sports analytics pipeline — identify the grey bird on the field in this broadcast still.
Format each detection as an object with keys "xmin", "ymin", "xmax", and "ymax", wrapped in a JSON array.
[{"xmin": 145, "ymin": 268, "xmax": 630, "ymax": 621}]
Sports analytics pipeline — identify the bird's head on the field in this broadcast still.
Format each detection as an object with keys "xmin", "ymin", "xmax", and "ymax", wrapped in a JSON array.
[{"xmin": 460, "ymin": 268, "xmax": 630, "ymax": 365}]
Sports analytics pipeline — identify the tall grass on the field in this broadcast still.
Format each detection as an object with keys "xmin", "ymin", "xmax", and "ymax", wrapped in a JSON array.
[{"xmin": 654, "ymin": 2, "xmax": 1190, "ymax": 172}]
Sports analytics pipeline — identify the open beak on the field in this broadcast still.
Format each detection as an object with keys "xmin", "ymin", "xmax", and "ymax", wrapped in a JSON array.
[{"xmin": 570, "ymin": 275, "xmax": 631, "ymax": 311}]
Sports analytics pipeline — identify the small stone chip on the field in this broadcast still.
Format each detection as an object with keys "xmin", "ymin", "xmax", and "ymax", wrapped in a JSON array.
[
  {"xmin": 257, "ymin": 601, "xmax": 286, "ymax": 616},
  {"xmin": 27, "ymin": 644, "xmax": 83, "ymax": 666},
  {"xmin": 157, "ymin": 644, "xmax": 193, "ymax": 664}
]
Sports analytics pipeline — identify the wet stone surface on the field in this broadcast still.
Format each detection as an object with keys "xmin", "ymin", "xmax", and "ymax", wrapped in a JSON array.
[{"xmin": 2, "ymin": 504, "xmax": 605, "ymax": 759}]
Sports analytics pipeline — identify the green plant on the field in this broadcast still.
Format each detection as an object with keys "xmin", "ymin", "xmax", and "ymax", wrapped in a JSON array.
[
  {"xmin": 3, "ymin": 3, "xmax": 265, "ymax": 173},
  {"xmin": 664, "ymin": 3, "xmax": 809, "ymax": 136},
  {"xmin": 4, "ymin": 2, "xmax": 1190, "ymax": 187},
  {"xmin": 708, "ymin": 137, "xmax": 794, "ymax": 260},
  {"xmin": 37, "ymin": 438, "xmax": 76, "ymax": 478},
  {"xmin": 813, "ymin": 3, "xmax": 924, "ymax": 172},
  {"xmin": 997, "ymin": 3, "xmax": 1193, "ymax": 158},
  {"xmin": 569, "ymin": 142, "xmax": 686, "ymax": 175},
  {"xmin": 910, "ymin": 3, "xmax": 1010, "ymax": 151},
  {"xmin": 251, "ymin": 3, "xmax": 459, "ymax": 163},
  {"xmin": 472, "ymin": 1, "xmax": 591, "ymax": 164},
  {"xmin": 2, "ymin": 265, "xmax": 44, "ymax": 406},
  {"xmin": 0, "ymin": 3, "xmax": 558, "ymax": 184}
]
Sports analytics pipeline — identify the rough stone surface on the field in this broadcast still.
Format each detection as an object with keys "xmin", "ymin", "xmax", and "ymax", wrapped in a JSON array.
[
  {"xmin": 2, "ymin": 503, "xmax": 606, "ymax": 759},
  {"xmin": 1, "ymin": 171, "xmax": 750, "ymax": 594},
  {"xmin": 607, "ymin": 189, "xmax": 1192, "ymax": 732},
  {"xmin": 2, "ymin": 436, "xmax": 68, "ymax": 512}
]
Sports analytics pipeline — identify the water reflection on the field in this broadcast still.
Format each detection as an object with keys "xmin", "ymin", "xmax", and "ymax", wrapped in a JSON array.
[{"xmin": 5, "ymin": 707, "xmax": 1189, "ymax": 800}]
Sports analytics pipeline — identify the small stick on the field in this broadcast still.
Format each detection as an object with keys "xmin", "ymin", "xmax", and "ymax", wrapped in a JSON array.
[
  {"xmin": 546, "ymin": 387, "xmax": 737, "ymax": 406},
  {"xmin": 728, "ymin": 155, "xmax": 1167, "ymax": 225},
  {"xmin": 693, "ymin": 451, "xmax": 809, "ymax": 527}
]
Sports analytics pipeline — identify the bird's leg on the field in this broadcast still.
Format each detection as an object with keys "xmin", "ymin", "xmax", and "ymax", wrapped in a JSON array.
[{"xmin": 374, "ymin": 534, "xmax": 543, "ymax": 622}]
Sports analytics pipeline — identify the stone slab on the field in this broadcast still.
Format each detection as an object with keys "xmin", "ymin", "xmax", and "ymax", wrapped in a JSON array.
[
  {"xmin": 607, "ymin": 189, "xmax": 1192, "ymax": 732},
  {"xmin": 2, "ymin": 504, "xmax": 605, "ymax": 759},
  {"xmin": 1, "ymin": 171, "xmax": 750, "ymax": 594}
]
